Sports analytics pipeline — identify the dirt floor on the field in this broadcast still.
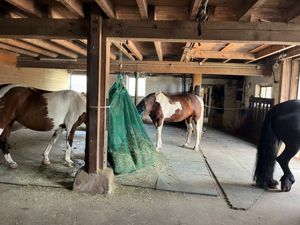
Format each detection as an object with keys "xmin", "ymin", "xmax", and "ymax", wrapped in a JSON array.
[{"xmin": 0, "ymin": 125, "xmax": 300, "ymax": 225}]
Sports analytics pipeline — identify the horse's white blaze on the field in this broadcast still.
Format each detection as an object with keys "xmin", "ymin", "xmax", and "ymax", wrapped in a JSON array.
[
  {"xmin": 155, "ymin": 92, "xmax": 182, "ymax": 119},
  {"xmin": 43, "ymin": 90, "xmax": 86, "ymax": 131}
]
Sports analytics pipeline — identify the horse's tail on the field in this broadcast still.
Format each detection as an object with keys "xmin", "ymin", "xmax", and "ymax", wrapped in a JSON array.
[{"xmin": 254, "ymin": 109, "xmax": 279, "ymax": 188}]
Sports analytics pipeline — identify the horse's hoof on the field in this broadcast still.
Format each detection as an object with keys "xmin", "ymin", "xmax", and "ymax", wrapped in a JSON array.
[
  {"xmin": 7, "ymin": 162, "xmax": 18, "ymax": 169},
  {"xmin": 193, "ymin": 147, "xmax": 200, "ymax": 151},
  {"xmin": 280, "ymin": 176, "xmax": 295, "ymax": 192},
  {"xmin": 42, "ymin": 159, "xmax": 51, "ymax": 165},
  {"xmin": 183, "ymin": 143, "xmax": 189, "ymax": 148},
  {"xmin": 267, "ymin": 179, "xmax": 279, "ymax": 189},
  {"xmin": 155, "ymin": 147, "xmax": 161, "ymax": 152},
  {"xmin": 65, "ymin": 161, "xmax": 75, "ymax": 167}
]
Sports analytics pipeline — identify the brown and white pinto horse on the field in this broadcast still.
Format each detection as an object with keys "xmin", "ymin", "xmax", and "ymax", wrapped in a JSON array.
[
  {"xmin": 137, "ymin": 92, "xmax": 204, "ymax": 151},
  {"xmin": 0, "ymin": 84, "xmax": 86, "ymax": 169}
]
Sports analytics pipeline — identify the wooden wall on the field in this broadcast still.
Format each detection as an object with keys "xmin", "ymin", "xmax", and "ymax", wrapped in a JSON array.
[{"xmin": 0, "ymin": 54, "xmax": 69, "ymax": 91}]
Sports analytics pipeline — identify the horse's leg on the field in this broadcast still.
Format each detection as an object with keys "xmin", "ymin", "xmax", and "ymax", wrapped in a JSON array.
[
  {"xmin": 193, "ymin": 116, "xmax": 204, "ymax": 151},
  {"xmin": 183, "ymin": 117, "xmax": 193, "ymax": 148},
  {"xmin": 65, "ymin": 129, "xmax": 75, "ymax": 167},
  {"xmin": 0, "ymin": 124, "xmax": 18, "ymax": 168},
  {"xmin": 155, "ymin": 118, "xmax": 164, "ymax": 152},
  {"xmin": 42, "ymin": 128, "xmax": 63, "ymax": 165},
  {"xmin": 277, "ymin": 144, "xmax": 299, "ymax": 192}
]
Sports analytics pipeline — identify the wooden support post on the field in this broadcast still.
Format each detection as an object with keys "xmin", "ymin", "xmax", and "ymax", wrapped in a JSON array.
[
  {"xmin": 193, "ymin": 73, "xmax": 202, "ymax": 96},
  {"xmin": 290, "ymin": 60, "xmax": 300, "ymax": 100},
  {"xmin": 279, "ymin": 59, "xmax": 292, "ymax": 103},
  {"xmin": 134, "ymin": 72, "xmax": 139, "ymax": 105},
  {"xmin": 74, "ymin": 5, "xmax": 114, "ymax": 194}
]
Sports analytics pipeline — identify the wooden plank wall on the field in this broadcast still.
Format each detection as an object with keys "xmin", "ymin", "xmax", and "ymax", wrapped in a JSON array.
[{"xmin": 0, "ymin": 55, "xmax": 69, "ymax": 90}]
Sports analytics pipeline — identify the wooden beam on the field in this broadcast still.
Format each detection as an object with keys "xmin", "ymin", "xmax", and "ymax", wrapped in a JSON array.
[
  {"xmin": 237, "ymin": 0, "xmax": 268, "ymax": 21},
  {"xmin": 5, "ymin": 0, "xmax": 42, "ymax": 18},
  {"xmin": 0, "ymin": 19, "xmax": 87, "ymax": 39},
  {"xmin": 79, "ymin": 39, "xmax": 87, "ymax": 45},
  {"xmin": 0, "ymin": 39, "xmax": 58, "ymax": 58},
  {"xmin": 190, "ymin": 0, "xmax": 202, "ymax": 19},
  {"xmin": 125, "ymin": 40, "xmax": 143, "ymax": 60},
  {"xmin": 112, "ymin": 41, "xmax": 135, "ymax": 60},
  {"xmin": 220, "ymin": 43, "xmax": 245, "ymax": 52},
  {"xmin": 181, "ymin": 42, "xmax": 193, "ymax": 62},
  {"xmin": 136, "ymin": 0, "xmax": 148, "ymax": 19},
  {"xmin": 223, "ymin": 59, "xmax": 231, "ymax": 63},
  {"xmin": 51, "ymin": 39, "xmax": 86, "ymax": 56},
  {"xmin": 192, "ymin": 50, "xmax": 255, "ymax": 60},
  {"xmin": 95, "ymin": 0, "xmax": 116, "ymax": 18},
  {"xmin": 155, "ymin": 6, "xmax": 189, "ymax": 21},
  {"xmin": 49, "ymin": 3, "xmax": 81, "ymax": 19},
  {"xmin": 154, "ymin": 41, "xmax": 163, "ymax": 61},
  {"xmin": 0, "ymin": 52, "xmax": 17, "ymax": 64},
  {"xmin": 290, "ymin": 61, "xmax": 299, "ymax": 100},
  {"xmin": 17, "ymin": 59, "xmax": 270, "ymax": 76},
  {"xmin": 0, "ymin": 42, "xmax": 38, "ymax": 57},
  {"xmin": 22, "ymin": 39, "xmax": 78, "ymax": 58},
  {"xmin": 246, "ymin": 45, "xmax": 295, "ymax": 63},
  {"xmin": 279, "ymin": 59, "xmax": 292, "ymax": 103},
  {"xmin": 104, "ymin": 20, "xmax": 300, "ymax": 45},
  {"xmin": 249, "ymin": 44, "xmax": 270, "ymax": 53},
  {"xmin": 57, "ymin": 0, "xmax": 84, "ymax": 17},
  {"xmin": 281, "ymin": 46, "xmax": 300, "ymax": 60}
]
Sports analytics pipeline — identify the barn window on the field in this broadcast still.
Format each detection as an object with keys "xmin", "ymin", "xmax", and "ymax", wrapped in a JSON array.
[
  {"xmin": 127, "ymin": 76, "xmax": 146, "ymax": 97},
  {"xmin": 255, "ymin": 85, "xmax": 272, "ymax": 98},
  {"xmin": 70, "ymin": 74, "xmax": 87, "ymax": 93}
]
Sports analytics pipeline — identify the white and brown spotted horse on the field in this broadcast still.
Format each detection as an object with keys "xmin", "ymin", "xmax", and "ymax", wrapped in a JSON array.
[
  {"xmin": 137, "ymin": 92, "xmax": 204, "ymax": 152},
  {"xmin": 0, "ymin": 84, "xmax": 86, "ymax": 169}
]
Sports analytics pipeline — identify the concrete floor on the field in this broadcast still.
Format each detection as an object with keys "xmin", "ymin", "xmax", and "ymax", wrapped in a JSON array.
[{"xmin": 0, "ymin": 125, "xmax": 300, "ymax": 225}]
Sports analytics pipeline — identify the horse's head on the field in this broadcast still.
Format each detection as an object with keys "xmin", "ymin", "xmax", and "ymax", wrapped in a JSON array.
[{"xmin": 136, "ymin": 93, "xmax": 156, "ymax": 115}]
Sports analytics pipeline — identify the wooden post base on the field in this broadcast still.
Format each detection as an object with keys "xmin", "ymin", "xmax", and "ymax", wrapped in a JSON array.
[{"xmin": 73, "ymin": 168, "xmax": 114, "ymax": 194}]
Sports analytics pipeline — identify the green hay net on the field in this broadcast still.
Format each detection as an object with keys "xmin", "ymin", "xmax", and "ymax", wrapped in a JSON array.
[{"xmin": 108, "ymin": 75, "xmax": 156, "ymax": 174}]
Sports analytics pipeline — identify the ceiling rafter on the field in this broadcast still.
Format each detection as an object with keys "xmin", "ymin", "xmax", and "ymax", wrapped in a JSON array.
[
  {"xmin": 124, "ymin": 40, "xmax": 143, "ymax": 60},
  {"xmin": 0, "ymin": 38, "xmax": 58, "ymax": 58},
  {"xmin": 283, "ymin": 2, "xmax": 300, "ymax": 22},
  {"xmin": 0, "ymin": 42, "xmax": 38, "ymax": 57},
  {"xmin": 22, "ymin": 39, "xmax": 78, "ymax": 58},
  {"xmin": 51, "ymin": 39, "xmax": 86, "ymax": 56},
  {"xmin": 190, "ymin": 0, "xmax": 202, "ymax": 19},
  {"xmin": 192, "ymin": 50, "xmax": 255, "ymax": 60},
  {"xmin": 95, "ymin": 0, "xmax": 116, "ymax": 19},
  {"xmin": 136, "ymin": 0, "xmax": 148, "ymax": 19},
  {"xmin": 57, "ymin": 0, "xmax": 84, "ymax": 17},
  {"xmin": 237, "ymin": 0, "xmax": 269, "ymax": 21},
  {"xmin": 112, "ymin": 41, "xmax": 135, "ymax": 61},
  {"xmin": 4, "ymin": 0, "xmax": 42, "ymax": 18},
  {"xmin": 154, "ymin": 41, "xmax": 163, "ymax": 61}
]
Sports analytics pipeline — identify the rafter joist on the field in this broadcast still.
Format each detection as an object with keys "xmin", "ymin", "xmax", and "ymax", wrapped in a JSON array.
[
  {"xmin": 246, "ymin": 45, "xmax": 295, "ymax": 63},
  {"xmin": 0, "ymin": 42, "xmax": 38, "ymax": 57},
  {"xmin": 154, "ymin": 41, "xmax": 163, "ymax": 61},
  {"xmin": 112, "ymin": 41, "xmax": 135, "ymax": 60},
  {"xmin": 5, "ymin": 0, "xmax": 42, "ymax": 18},
  {"xmin": 51, "ymin": 39, "xmax": 86, "ymax": 56},
  {"xmin": 0, "ymin": 38, "xmax": 58, "ymax": 58},
  {"xmin": 281, "ymin": 46, "xmax": 300, "ymax": 60},
  {"xmin": 17, "ymin": 58, "xmax": 270, "ymax": 76},
  {"xmin": 190, "ymin": 0, "xmax": 202, "ymax": 19},
  {"xmin": 181, "ymin": 42, "xmax": 193, "ymax": 62},
  {"xmin": 104, "ymin": 20, "xmax": 300, "ymax": 45},
  {"xmin": 95, "ymin": 0, "xmax": 116, "ymax": 18},
  {"xmin": 237, "ymin": 0, "xmax": 269, "ymax": 21},
  {"xmin": 22, "ymin": 39, "xmax": 78, "ymax": 58},
  {"xmin": 283, "ymin": 2, "xmax": 300, "ymax": 22},
  {"xmin": 57, "ymin": 0, "xmax": 84, "ymax": 17},
  {"xmin": 49, "ymin": 3, "xmax": 81, "ymax": 19},
  {"xmin": 249, "ymin": 44, "xmax": 270, "ymax": 53},
  {"xmin": 136, "ymin": 0, "xmax": 148, "ymax": 19},
  {"xmin": 124, "ymin": 40, "xmax": 143, "ymax": 60}
]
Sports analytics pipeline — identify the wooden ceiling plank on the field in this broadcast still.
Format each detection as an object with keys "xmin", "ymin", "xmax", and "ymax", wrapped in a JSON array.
[
  {"xmin": 57, "ymin": 0, "xmax": 84, "ymax": 17},
  {"xmin": 246, "ymin": 45, "xmax": 295, "ymax": 63},
  {"xmin": 5, "ymin": 0, "xmax": 42, "ymax": 18},
  {"xmin": 95, "ymin": 0, "xmax": 116, "ymax": 18},
  {"xmin": 193, "ymin": 50, "xmax": 255, "ymax": 60},
  {"xmin": 155, "ymin": 6, "xmax": 190, "ymax": 21},
  {"xmin": 190, "ymin": 0, "xmax": 202, "ymax": 19},
  {"xmin": 136, "ymin": 0, "xmax": 148, "ymax": 19},
  {"xmin": 284, "ymin": 2, "xmax": 300, "ymax": 22},
  {"xmin": 51, "ymin": 39, "xmax": 86, "ymax": 56},
  {"xmin": 125, "ymin": 40, "xmax": 143, "ymax": 60},
  {"xmin": 237, "ymin": 0, "xmax": 269, "ymax": 21},
  {"xmin": 0, "ymin": 38, "xmax": 58, "ymax": 58},
  {"xmin": 22, "ymin": 39, "xmax": 78, "ymax": 58},
  {"xmin": 154, "ymin": 41, "xmax": 163, "ymax": 61},
  {"xmin": 112, "ymin": 41, "xmax": 135, "ymax": 60},
  {"xmin": 220, "ymin": 43, "xmax": 245, "ymax": 52},
  {"xmin": 49, "ymin": 3, "xmax": 81, "ymax": 19},
  {"xmin": 0, "ymin": 42, "xmax": 38, "ymax": 57},
  {"xmin": 249, "ymin": 44, "xmax": 270, "ymax": 53},
  {"xmin": 181, "ymin": 42, "xmax": 193, "ymax": 62},
  {"xmin": 104, "ymin": 20, "xmax": 300, "ymax": 45},
  {"xmin": 281, "ymin": 46, "xmax": 300, "ymax": 60}
]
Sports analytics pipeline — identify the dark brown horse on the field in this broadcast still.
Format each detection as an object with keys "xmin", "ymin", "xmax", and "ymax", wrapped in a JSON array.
[
  {"xmin": 254, "ymin": 100, "xmax": 300, "ymax": 192},
  {"xmin": 137, "ymin": 92, "xmax": 204, "ymax": 151},
  {"xmin": 0, "ymin": 84, "xmax": 86, "ymax": 169}
]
